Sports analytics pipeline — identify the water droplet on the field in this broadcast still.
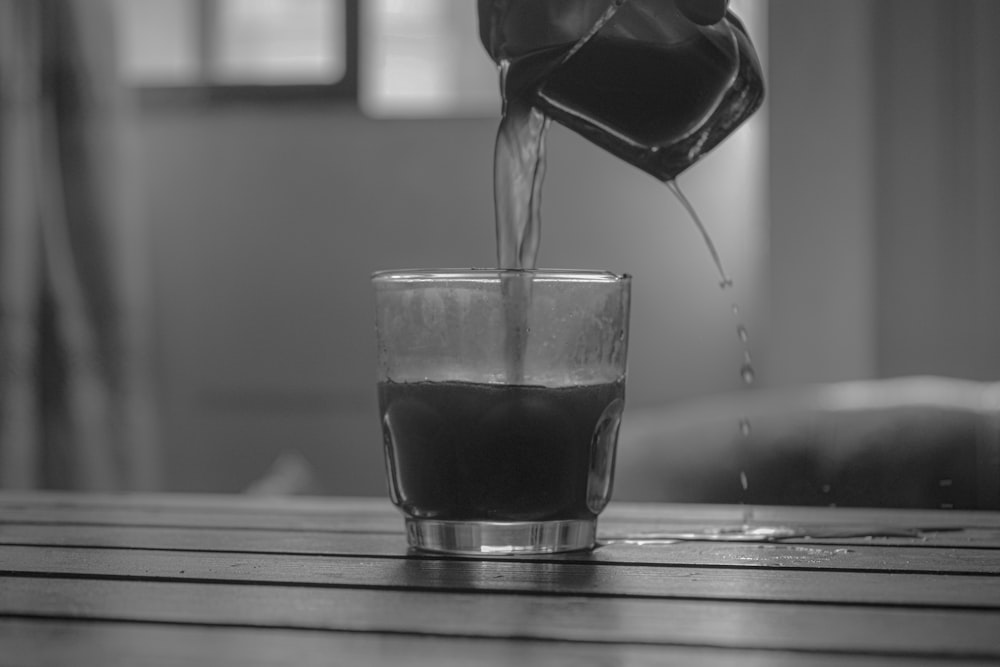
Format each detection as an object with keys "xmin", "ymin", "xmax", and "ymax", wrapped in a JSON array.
[
  {"xmin": 821, "ymin": 484, "xmax": 831, "ymax": 494},
  {"xmin": 719, "ymin": 277, "xmax": 734, "ymax": 289},
  {"xmin": 739, "ymin": 470, "xmax": 749, "ymax": 491},
  {"xmin": 740, "ymin": 362, "xmax": 756, "ymax": 385},
  {"xmin": 940, "ymin": 503, "xmax": 954, "ymax": 509},
  {"xmin": 739, "ymin": 418, "xmax": 751, "ymax": 438},
  {"xmin": 737, "ymin": 324, "xmax": 749, "ymax": 343},
  {"xmin": 938, "ymin": 479, "xmax": 953, "ymax": 487}
]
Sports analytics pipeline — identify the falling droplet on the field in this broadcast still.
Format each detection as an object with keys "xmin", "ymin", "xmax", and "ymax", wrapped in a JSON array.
[
  {"xmin": 740, "ymin": 362, "xmax": 756, "ymax": 385},
  {"xmin": 739, "ymin": 418, "xmax": 751, "ymax": 438},
  {"xmin": 938, "ymin": 479, "xmax": 953, "ymax": 487},
  {"xmin": 821, "ymin": 484, "xmax": 831, "ymax": 494},
  {"xmin": 739, "ymin": 470, "xmax": 749, "ymax": 491},
  {"xmin": 737, "ymin": 324, "xmax": 749, "ymax": 343}
]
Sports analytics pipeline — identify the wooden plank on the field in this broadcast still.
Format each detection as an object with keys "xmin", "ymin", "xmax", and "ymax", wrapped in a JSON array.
[
  {"xmin": 601, "ymin": 526, "xmax": 1000, "ymax": 550},
  {"xmin": 0, "ymin": 618, "xmax": 967, "ymax": 667},
  {"xmin": 4, "ymin": 518, "xmax": 1000, "ymax": 559},
  {"xmin": 2, "ymin": 493, "xmax": 998, "ymax": 531},
  {"xmin": 0, "ymin": 504, "xmax": 404, "ymax": 534},
  {"xmin": 602, "ymin": 502, "xmax": 1000, "ymax": 529},
  {"xmin": 3, "ymin": 577, "xmax": 999, "ymax": 659},
  {"xmin": 2, "ymin": 523, "xmax": 999, "ymax": 573},
  {"xmin": 5, "ymin": 493, "xmax": 995, "ymax": 530},
  {"xmin": 0, "ymin": 492, "xmax": 393, "ymax": 516},
  {"xmin": 2, "ymin": 545, "xmax": 998, "ymax": 608},
  {"xmin": 4, "ymin": 506, "xmax": 999, "ymax": 551}
]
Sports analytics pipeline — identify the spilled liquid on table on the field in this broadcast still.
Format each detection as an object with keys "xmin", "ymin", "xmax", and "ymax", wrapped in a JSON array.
[{"xmin": 600, "ymin": 523, "xmax": 967, "ymax": 546}]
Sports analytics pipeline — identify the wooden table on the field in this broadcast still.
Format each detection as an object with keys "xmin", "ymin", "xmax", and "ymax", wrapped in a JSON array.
[{"xmin": 1, "ymin": 493, "xmax": 999, "ymax": 666}]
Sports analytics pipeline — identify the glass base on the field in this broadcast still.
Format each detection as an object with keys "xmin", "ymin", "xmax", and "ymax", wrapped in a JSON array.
[{"xmin": 405, "ymin": 518, "xmax": 597, "ymax": 555}]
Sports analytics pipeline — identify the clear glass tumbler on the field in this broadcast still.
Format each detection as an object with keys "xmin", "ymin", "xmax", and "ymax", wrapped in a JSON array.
[{"xmin": 373, "ymin": 269, "xmax": 631, "ymax": 554}]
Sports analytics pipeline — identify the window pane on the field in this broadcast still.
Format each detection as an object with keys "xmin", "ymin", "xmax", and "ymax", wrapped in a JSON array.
[
  {"xmin": 361, "ymin": 0, "xmax": 498, "ymax": 117},
  {"xmin": 212, "ymin": 0, "xmax": 345, "ymax": 84},
  {"xmin": 112, "ymin": 0, "xmax": 200, "ymax": 84}
]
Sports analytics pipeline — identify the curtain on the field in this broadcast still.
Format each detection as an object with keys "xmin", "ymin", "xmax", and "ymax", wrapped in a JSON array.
[{"xmin": 0, "ymin": 0, "xmax": 158, "ymax": 490}]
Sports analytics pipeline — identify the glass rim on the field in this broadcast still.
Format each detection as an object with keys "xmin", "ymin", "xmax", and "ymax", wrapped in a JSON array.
[{"xmin": 372, "ymin": 268, "xmax": 631, "ymax": 284}]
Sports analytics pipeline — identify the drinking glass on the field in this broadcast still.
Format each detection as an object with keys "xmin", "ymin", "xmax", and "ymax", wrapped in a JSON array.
[{"xmin": 373, "ymin": 269, "xmax": 631, "ymax": 554}]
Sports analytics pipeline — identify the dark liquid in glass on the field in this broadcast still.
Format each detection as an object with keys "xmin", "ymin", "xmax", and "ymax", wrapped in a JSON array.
[{"xmin": 379, "ymin": 379, "xmax": 625, "ymax": 522}]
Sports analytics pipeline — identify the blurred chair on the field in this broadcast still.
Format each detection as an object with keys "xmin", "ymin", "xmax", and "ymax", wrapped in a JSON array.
[{"xmin": 615, "ymin": 376, "xmax": 1000, "ymax": 509}]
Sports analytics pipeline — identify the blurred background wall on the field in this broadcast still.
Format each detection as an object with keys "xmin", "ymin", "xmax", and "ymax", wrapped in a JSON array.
[{"xmin": 105, "ymin": 0, "xmax": 1000, "ymax": 495}]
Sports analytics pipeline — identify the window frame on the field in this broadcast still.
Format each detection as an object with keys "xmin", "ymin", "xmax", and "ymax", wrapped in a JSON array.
[{"xmin": 132, "ymin": 0, "xmax": 359, "ymax": 106}]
